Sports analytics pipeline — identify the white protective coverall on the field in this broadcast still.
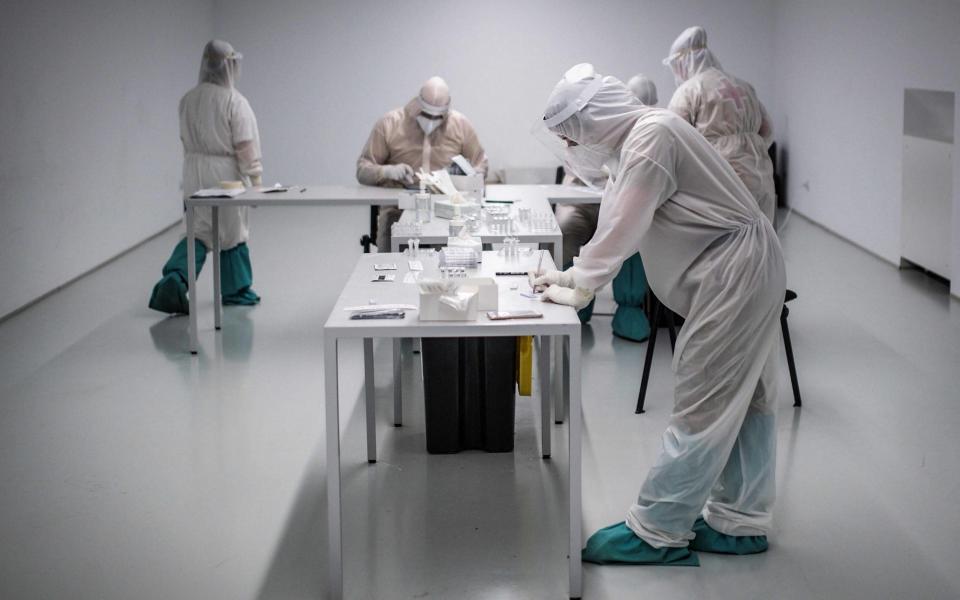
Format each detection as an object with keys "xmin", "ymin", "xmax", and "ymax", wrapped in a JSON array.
[
  {"xmin": 180, "ymin": 40, "xmax": 263, "ymax": 250},
  {"xmin": 357, "ymin": 76, "xmax": 489, "ymax": 251},
  {"xmin": 665, "ymin": 26, "xmax": 776, "ymax": 223},
  {"xmin": 541, "ymin": 66, "xmax": 786, "ymax": 547}
]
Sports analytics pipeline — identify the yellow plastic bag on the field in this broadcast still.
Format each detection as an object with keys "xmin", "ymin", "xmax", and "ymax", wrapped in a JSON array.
[{"xmin": 517, "ymin": 336, "xmax": 533, "ymax": 396}]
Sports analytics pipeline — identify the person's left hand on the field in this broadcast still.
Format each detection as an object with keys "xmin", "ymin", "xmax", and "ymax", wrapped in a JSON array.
[{"xmin": 540, "ymin": 285, "xmax": 594, "ymax": 309}]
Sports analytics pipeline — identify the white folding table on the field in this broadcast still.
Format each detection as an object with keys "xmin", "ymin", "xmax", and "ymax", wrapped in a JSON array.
[
  {"xmin": 390, "ymin": 185, "xmax": 568, "ymax": 424},
  {"xmin": 541, "ymin": 184, "xmax": 603, "ymax": 205},
  {"xmin": 390, "ymin": 185, "xmax": 564, "ymax": 264},
  {"xmin": 323, "ymin": 251, "xmax": 583, "ymax": 599},
  {"xmin": 182, "ymin": 184, "xmax": 599, "ymax": 355},
  {"xmin": 182, "ymin": 184, "xmax": 399, "ymax": 354}
]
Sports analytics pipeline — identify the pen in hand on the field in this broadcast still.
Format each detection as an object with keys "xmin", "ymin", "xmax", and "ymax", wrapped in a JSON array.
[{"xmin": 529, "ymin": 249, "xmax": 546, "ymax": 292}]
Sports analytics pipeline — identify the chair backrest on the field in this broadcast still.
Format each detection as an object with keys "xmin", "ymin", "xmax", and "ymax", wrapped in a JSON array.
[{"xmin": 494, "ymin": 167, "xmax": 559, "ymax": 184}]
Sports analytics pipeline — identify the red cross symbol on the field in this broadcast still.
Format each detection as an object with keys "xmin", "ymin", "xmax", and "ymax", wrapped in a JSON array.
[{"xmin": 718, "ymin": 79, "xmax": 745, "ymax": 110}]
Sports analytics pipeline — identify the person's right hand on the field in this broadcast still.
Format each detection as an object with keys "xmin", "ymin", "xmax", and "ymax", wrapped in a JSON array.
[
  {"xmin": 382, "ymin": 163, "xmax": 415, "ymax": 185},
  {"xmin": 530, "ymin": 269, "xmax": 576, "ymax": 292}
]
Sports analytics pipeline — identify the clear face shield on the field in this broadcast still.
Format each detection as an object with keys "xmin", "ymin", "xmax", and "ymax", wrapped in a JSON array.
[
  {"xmin": 200, "ymin": 45, "xmax": 243, "ymax": 87},
  {"xmin": 531, "ymin": 122, "xmax": 613, "ymax": 191},
  {"xmin": 227, "ymin": 57, "xmax": 241, "ymax": 83},
  {"xmin": 662, "ymin": 53, "xmax": 686, "ymax": 87}
]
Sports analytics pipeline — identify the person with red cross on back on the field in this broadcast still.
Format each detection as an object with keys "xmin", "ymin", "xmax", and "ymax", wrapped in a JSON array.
[{"xmin": 664, "ymin": 26, "xmax": 777, "ymax": 224}]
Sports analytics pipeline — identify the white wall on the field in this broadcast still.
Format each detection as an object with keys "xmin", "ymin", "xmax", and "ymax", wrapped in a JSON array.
[
  {"xmin": 6, "ymin": 1, "xmax": 959, "ymax": 315},
  {"xmin": 214, "ymin": 0, "xmax": 775, "ymax": 184},
  {"xmin": 954, "ymin": 95, "xmax": 960, "ymax": 298},
  {"xmin": 0, "ymin": 0, "xmax": 214, "ymax": 318},
  {"xmin": 771, "ymin": 0, "xmax": 960, "ymax": 297},
  {"xmin": 0, "ymin": 0, "xmax": 778, "ymax": 317}
]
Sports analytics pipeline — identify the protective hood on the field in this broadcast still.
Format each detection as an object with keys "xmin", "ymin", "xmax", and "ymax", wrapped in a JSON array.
[
  {"xmin": 544, "ymin": 65, "xmax": 644, "ymax": 155},
  {"xmin": 627, "ymin": 74, "xmax": 658, "ymax": 106},
  {"xmin": 418, "ymin": 76, "xmax": 451, "ymax": 117},
  {"xmin": 663, "ymin": 26, "xmax": 722, "ymax": 85},
  {"xmin": 199, "ymin": 39, "xmax": 242, "ymax": 88},
  {"xmin": 536, "ymin": 63, "xmax": 648, "ymax": 190}
]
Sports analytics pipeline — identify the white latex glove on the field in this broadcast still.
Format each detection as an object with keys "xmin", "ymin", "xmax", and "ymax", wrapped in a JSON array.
[
  {"xmin": 382, "ymin": 163, "xmax": 415, "ymax": 185},
  {"xmin": 540, "ymin": 285, "xmax": 594, "ymax": 309},
  {"xmin": 530, "ymin": 269, "xmax": 576, "ymax": 292}
]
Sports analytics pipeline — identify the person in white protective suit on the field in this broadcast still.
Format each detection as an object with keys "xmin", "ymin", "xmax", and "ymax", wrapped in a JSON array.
[
  {"xmin": 627, "ymin": 73, "xmax": 658, "ymax": 106},
  {"xmin": 357, "ymin": 76, "xmax": 489, "ymax": 252},
  {"xmin": 533, "ymin": 64, "xmax": 786, "ymax": 565},
  {"xmin": 149, "ymin": 40, "xmax": 263, "ymax": 314},
  {"xmin": 554, "ymin": 71, "xmax": 660, "ymax": 330},
  {"xmin": 664, "ymin": 26, "xmax": 776, "ymax": 223}
]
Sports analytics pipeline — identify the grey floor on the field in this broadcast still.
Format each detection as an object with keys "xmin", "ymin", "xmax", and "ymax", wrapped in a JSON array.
[{"xmin": 1, "ymin": 206, "xmax": 959, "ymax": 600}]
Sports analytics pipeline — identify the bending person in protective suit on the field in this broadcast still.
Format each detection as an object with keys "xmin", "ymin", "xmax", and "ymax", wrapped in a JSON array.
[
  {"xmin": 150, "ymin": 40, "xmax": 263, "ymax": 314},
  {"xmin": 533, "ymin": 64, "xmax": 785, "ymax": 565},
  {"xmin": 555, "ymin": 72, "xmax": 659, "ymax": 332}
]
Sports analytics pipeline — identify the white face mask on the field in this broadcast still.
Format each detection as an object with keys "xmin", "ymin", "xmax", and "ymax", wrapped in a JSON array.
[
  {"xmin": 417, "ymin": 115, "xmax": 441, "ymax": 136},
  {"xmin": 564, "ymin": 143, "xmax": 614, "ymax": 191}
]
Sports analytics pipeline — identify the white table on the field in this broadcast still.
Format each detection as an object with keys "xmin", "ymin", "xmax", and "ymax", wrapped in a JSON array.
[
  {"xmin": 182, "ymin": 184, "xmax": 598, "ymax": 355},
  {"xmin": 510, "ymin": 185, "xmax": 601, "ymax": 204},
  {"xmin": 390, "ymin": 188, "xmax": 564, "ymax": 265},
  {"xmin": 323, "ymin": 251, "xmax": 583, "ymax": 599},
  {"xmin": 391, "ymin": 186, "xmax": 570, "ymax": 425},
  {"xmin": 183, "ymin": 184, "xmax": 399, "ymax": 354}
]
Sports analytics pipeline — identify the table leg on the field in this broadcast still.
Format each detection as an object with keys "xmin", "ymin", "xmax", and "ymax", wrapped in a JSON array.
[
  {"xmin": 550, "ymin": 236, "xmax": 567, "ymax": 425},
  {"xmin": 554, "ymin": 335, "xmax": 565, "ymax": 425},
  {"xmin": 186, "ymin": 207, "xmax": 199, "ymax": 355},
  {"xmin": 553, "ymin": 337, "xmax": 570, "ymax": 425},
  {"xmin": 392, "ymin": 338, "xmax": 402, "ymax": 426},
  {"xmin": 364, "ymin": 338, "xmax": 376, "ymax": 463},
  {"xmin": 325, "ymin": 336, "xmax": 343, "ymax": 600},
  {"xmin": 212, "ymin": 206, "xmax": 222, "ymax": 331},
  {"xmin": 538, "ymin": 335, "xmax": 552, "ymax": 459},
  {"xmin": 551, "ymin": 236, "xmax": 564, "ymax": 273},
  {"xmin": 568, "ymin": 330, "xmax": 583, "ymax": 599}
]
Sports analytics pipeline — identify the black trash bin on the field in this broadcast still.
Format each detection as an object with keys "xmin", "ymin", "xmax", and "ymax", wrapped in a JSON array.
[{"xmin": 420, "ymin": 337, "xmax": 517, "ymax": 454}]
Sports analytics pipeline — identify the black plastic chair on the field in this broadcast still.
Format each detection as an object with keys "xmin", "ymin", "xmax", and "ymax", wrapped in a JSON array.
[
  {"xmin": 360, "ymin": 206, "xmax": 379, "ymax": 253},
  {"xmin": 635, "ymin": 290, "xmax": 802, "ymax": 413},
  {"xmin": 555, "ymin": 165, "xmax": 566, "ymax": 184}
]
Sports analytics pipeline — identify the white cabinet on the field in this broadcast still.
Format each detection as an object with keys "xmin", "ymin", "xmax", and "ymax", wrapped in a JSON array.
[
  {"xmin": 901, "ymin": 89, "xmax": 954, "ymax": 280},
  {"xmin": 901, "ymin": 136, "xmax": 953, "ymax": 278}
]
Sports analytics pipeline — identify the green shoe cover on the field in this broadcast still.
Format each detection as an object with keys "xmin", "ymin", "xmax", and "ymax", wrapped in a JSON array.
[
  {"xmin": 223, "ymin": 287, "xmax": 261, "ymax": 306},
  {"xmin": 612, "ymin": 305, "xmax": 650, "ymax": 342},
  {"xmin": 149, "ymin": 273, "xmax": 189, "ymax": 314},
  {"xmin": 577, "ymin": 296, "xmax": 596, "ymax": 324},
  {"xmin": 690, "ymin": 517, "xmax": 768, "ymax": 555},
  {"xmin": 582, "ymin": 522, "xmax": 700, "ymax": 566}
]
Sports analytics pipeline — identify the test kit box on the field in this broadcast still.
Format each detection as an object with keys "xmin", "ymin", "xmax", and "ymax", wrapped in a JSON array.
[
  {"xmin": 434, "ymin": 198, "xmax": 482, "ymax": 220},
  {"xmin": 397, "ymin": 190, "xmax": 417, "ymax": 210},
  {"xmin": 418, "ymin": 278, "xmax": 498, "ymax": 321},
  {"xmin": 419, "ymin": 288, "xmax": 479, "ymax": 321}
]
